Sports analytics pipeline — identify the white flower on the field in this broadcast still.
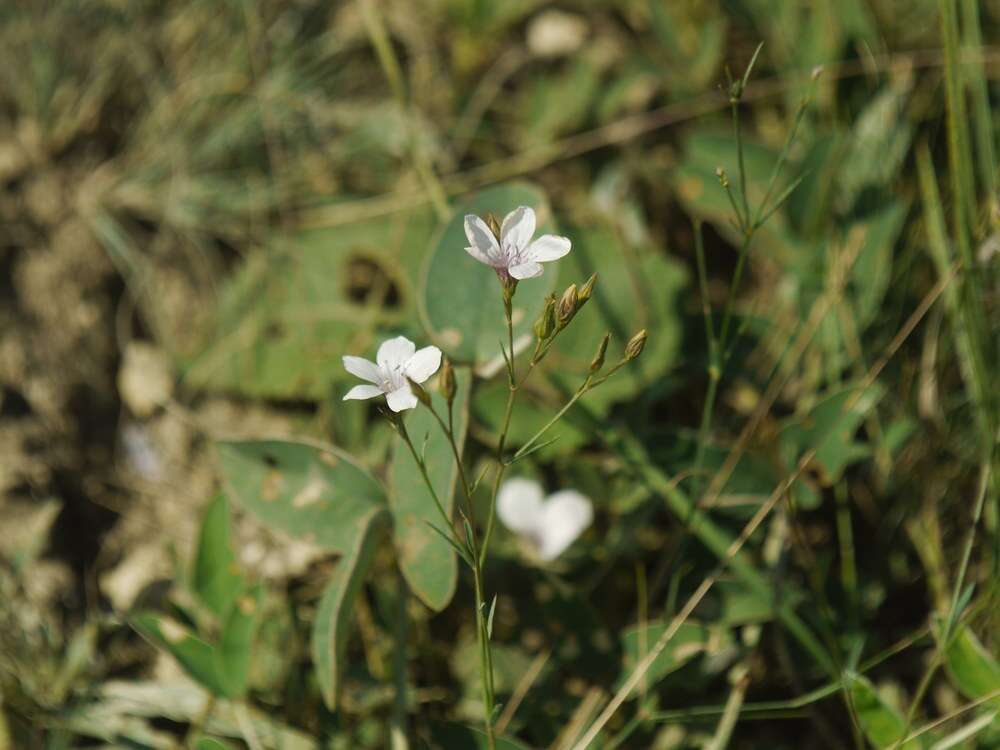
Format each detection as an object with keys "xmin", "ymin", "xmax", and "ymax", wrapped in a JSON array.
[
  {"xmin": 342, "ymin": 335, "xmax": 442, "ymax": 412},
  {"xmin": 497, "ymin": 477, "xmax": 593, "ymax": 561},
  {"xmin": 464, "ymin": 205, "xmax": 571, "ymax": 280}
]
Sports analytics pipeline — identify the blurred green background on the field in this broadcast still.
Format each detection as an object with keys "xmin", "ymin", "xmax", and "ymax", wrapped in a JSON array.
[{"xmin": 0, "ymin": 0, "xmax": 998, "ymax": 748}]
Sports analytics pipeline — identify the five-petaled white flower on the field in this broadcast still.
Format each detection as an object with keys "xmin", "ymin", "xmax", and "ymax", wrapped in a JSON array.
[
  {"xmin": 342, "ymin": 335, "xmax": 442, "ymax": 413},
  {"xmin": 464, "ymin": 206, "xmax": 571, "ymax": 280},
  {"xmin": 497, "ymin": 478, "xmax": 593, "ymax": 562}
]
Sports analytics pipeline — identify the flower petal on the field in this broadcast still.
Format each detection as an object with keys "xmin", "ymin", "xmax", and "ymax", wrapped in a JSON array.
[
  {"xmin": 377, "ymin": 336, "xmax": 416, "ymax": 369},
  {"xmin": 405, "ymin": 346, "xmax": 442, "ymax": 383},
  {"xmin": 464, "ymin": 215, "xmax": 501, "ymax": 263},
  {"xmin": 525, "ymin": 234, "xmax": 571, "ymax": 263},
  {"xmin": 536, "ymin": 490, "xmax": 593, "ymax": 561},
  {"xmin": 508, "ymin": 261, "xmax": 543, "ymax": 280},
  {"xmin": 465, "ymin": 244, "xmax": 497, "ymax": 266},
  {"xmin": 342, "ymin": 384, "xmax": 383, "ymax": 401},
  {"xmin": 342, "ymin": 355, "xmax": 381, "ymax": 383},
  {"xmin": 385, "ymin": 384, "xmax": 419, "ymax": 412},
  {"xmin": 497, "ymin": 477, "xmax": 545, "ymax": 535},
  {"xmin": 501, "ymin": 205, "xmax": 535, "ymax": 253}
]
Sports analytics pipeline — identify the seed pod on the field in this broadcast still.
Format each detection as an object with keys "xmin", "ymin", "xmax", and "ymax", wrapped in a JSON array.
[
  {"xmin": 485, "ymin": 212, "xmax": 502, "ymax": 242},
  {"xmin": 534, "ymin": 294, "xmax": 556, "ymax": 340},
  {"xmin": 624, "ymin": 329, "xmax": 647, "ymax": 361},
  {"xmin": 589, "ymin": 332, "xmax": 611, "ymax": 373},
  {"xmin": 578, "ymin": 273, "xmax": 597, "ymax": 305},
  {"xmin": 440, "ymin": 357, "xmax": 456, "ymax": 404},
  {"xmin": 557, "ymin": 283, "xmax": 578, "ymax": 326}
]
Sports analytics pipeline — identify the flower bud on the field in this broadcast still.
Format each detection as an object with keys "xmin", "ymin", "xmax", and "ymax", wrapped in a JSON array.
[
  {"xmin": 624, "ymin": 329, "xmax": 647, "ymax": 361},
  {"xmin": 439, "ymin": 357, "xmax": 456, "ymax": 404},
  {"xmin": 533, "ymin": 294, "xmax": 556, "ymax": 340},
  {"xmin": 557, "ymin": 283, "xmax": 578, "ymax": 326},
  {"xmin": 715, "ymin": 167, "xmax": 729, "ymax": 188},
  {"xmin": 578, "ymin": 273, "xmax": 597, "ymax": 305},
  {"xmin": 408, "ymin": 378, "xmax": 432, "ymax": 407},
  {"xmin": 589, "ymin": 332, "xmax": 610, "ymax": 373},
  {"xmin": 485, "ymin": 212, "xmax": 502, "ymax": 242}
]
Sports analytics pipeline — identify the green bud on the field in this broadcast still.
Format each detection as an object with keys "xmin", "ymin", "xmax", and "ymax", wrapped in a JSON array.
[
  {"xmin": 624, "ymin": 329, "xmax": 647, "ymax": 361},
  {"xmin": 557, "ymin": 283, "xmax": 579, "ymax": 326},
  {"xmin": 578, "ymin": 273, "xmax": 597, "ymax": 305},
  {"xmin": 440, "ymin": 357, "xmax": 456, "ymax": 404},
  {"xmin": 590, "ymin": 332, "xmax": 610, "ymax": 373},
  {"xmin": 534, "ymin": 294, "xmax": 556, "ymax": 340}
]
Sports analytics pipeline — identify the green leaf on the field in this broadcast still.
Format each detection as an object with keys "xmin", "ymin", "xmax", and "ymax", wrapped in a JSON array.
[
  {"xmin": 618, "ymin": 621, "xmax": 732, "ymax": 693},
  {"xmin": 215, "ymin": 584, "xmax": 264, "ymax": 698},
  {"xmin": 389, "ymin": 369, "xmax": 471, "ymax": 611},
  {"xmin": 550, "ymin": 224, "xmax": 687, "ymax": 411},
  {"xmin": 429, "ymin": 722, "xmax": 533, "ymax": 749},
  {"xmin": 311, "ymin": 509, "xmax": 387, "ymax": 710},
  {"xmin": 940, "ymin": 622, "xmax": 1000, "ymax": 704},
  {"xmin": 845, "ymin": 672, "xmax": 927, "ymax": 749},
  {"xmin": 183, "ymin": 210, "xmax": 437, "ymax": 399},
  {"xmin": 195, "ymin": 739, "xmax": 234, "ymax": 750},
  {"xmin": 217, "ymin": 440, "xmax": 386, "ymax": 554},
  {"xmin": 420, "ymin": 183, "xmax": 557, "ymax": 365},
  {"xmin": 779, "ymin": 384, "xmax": 884, "ymax": 485},
  {"xmin": 192, "ymin": 494, "xmax": 243, "ymax": 618},
  {"xmin": 131, "ymin": 614, "xmax": 228, "ymax": 697}
]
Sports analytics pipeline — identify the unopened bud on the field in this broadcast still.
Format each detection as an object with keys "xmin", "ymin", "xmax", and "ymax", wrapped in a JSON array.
[
  {"xmin": 534, "ymin": 294, "xmax": 556, "ymax": 340},
  {"xmin": 624, "ymin": 329, "xmax": 647, "ymax": 361},
  {"xmin": 715, "ymin": 167, "xmax": 729, "ymax": 188},
  {"xmin": 440, "ymin": 358, "xmax": 456, "ymax": 404},
  {"xmin": 557, "ymin": 283, "xmax": 579, "ymax": 325},
  {"xmin": 578, "ymin": 273, "xmax": 597, "ymax": 305},
  {"xmin": 485, "ymin": 212, "xmax": 502, "ymax": 242},
  {"xmin": 409, "ymin": 379, "xmax": 432, "ymax": 407},
  {"xmin": 590, "ymin": 332, "xmax": 610, "ymax": 373}
]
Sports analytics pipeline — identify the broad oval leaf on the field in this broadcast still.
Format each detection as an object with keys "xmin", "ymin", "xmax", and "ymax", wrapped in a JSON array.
[
  {"xmin": 217, "ymin": 440, "xmax": 385, "ymax": 554},
  {"xmin": 940, "ymin": 623, "xmax": 1000, "ymax": 704},
  {"xmin": 845, "ymin": 672, "xmax": 928, "ymax": 749},
  {"xmin": 312, "ymin": 508, "xmax": 387, "ymax": 710},
  {"xmin": 131, "ymin": 613, "xmax": 229, "ymax": 697},
  {"xmin": 420, "ymin": 183, "xmax": 558, "ymax": 365},
  {"xmin": 390, "ymin": 368, "xmax": 471, "ymax": 611},
  {"xmin": 617, "ymin": 620, "xmax": 732, "ymax": 694}
]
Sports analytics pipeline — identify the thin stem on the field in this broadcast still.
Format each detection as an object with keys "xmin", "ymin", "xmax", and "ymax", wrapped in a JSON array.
[
  {"xmin": 732, "ymin": 99, "xmax": 751, "ymax": 230},
  {"xmin": 396, "ymin": 419, "xmax": 462, "ymax": 548},
  {"xmin": 511, "ymin": 378, "xmax": 592, "ymax": 463},
  {"xmin": 390, "ymin": 571, "xmax": 410, "ymax": 750}
]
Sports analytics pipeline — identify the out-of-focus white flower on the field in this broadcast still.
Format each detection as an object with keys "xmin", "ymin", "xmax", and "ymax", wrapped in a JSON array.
[
  {"xmin": 464, "ymin": 206, "xmax": 571, "ymax": 280},
  {"xmin": 342, "ymin": 335, "xmax": 441, "ymax": 412},
  {"xmin": 497, "ymin": 477, "xmax": 593, "ymax": 561}
]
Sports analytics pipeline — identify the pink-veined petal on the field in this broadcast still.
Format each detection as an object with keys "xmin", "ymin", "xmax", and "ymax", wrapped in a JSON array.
[
  {"xmin": 525, "ymin": 234, "xmax": 571, "ymax": 263},
  {"xmin": 405, "ymin": 346, "xmax": 442, "ymax": 383},
  {"xmin": 536, "ymin": 490, "xmax": 593, "ymax": 561},
  {"xmin": 342, "ymin": 356, "xmax": 381, "ymax": 383},
  {"xmin": 501, "ymin": 205, "xmax": 536, "ymax": 253},
  {"xmin": 342, "ymin": 384, "xmax": 383, "ymax": 401},
  {"xmin": 385, "ymin": 384, "xmax": 419, "ymax": 412},
  {"xmin": 497, "ymin": 477, "xmax": 545, "ymax": 535},
  {"xmin": 508, "ymin": 261, "xmax": 543, "ymax": 280},
  {"xmin": 464, "ymin": 215, "xmax": 501, "ymax": 263},
  {"xmin": 377, "ymin": 336, "xmax": 416, "ymax": 369}
]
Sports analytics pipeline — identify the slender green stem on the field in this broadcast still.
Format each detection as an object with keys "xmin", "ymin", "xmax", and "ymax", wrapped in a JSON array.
[
  {"xmin": 390, "ymin": 571, "xmax": 410, "ymax": 750},
  {"xmin": 732, "ymin": 99, "xmax": 751, "ymax": 230},
  {"xmin": 511, "ymin": 378, "xmax": 592, "ymax": 463},
  {"xmin": 396, "ymin": 419, "xmax": 462, "ymax": 548}
]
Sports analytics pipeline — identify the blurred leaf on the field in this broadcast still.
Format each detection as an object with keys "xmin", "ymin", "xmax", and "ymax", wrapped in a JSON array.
[
  {"xmin": 849, "ymin": 202, "xmax": 908, "ymax": 327},
  {"xmin": 184, "ymin": 210, "xmax": 436, "ymax": 399},
  {"xmin": 618, "ymin": 620, "xmax": 731, "ymax": 693},
  {"xmin": 472, "ymin": 379, "xmax": 587, "ymax": 458},
  {"xmin": 192, "ymin": 495, "xmax": 243, "ymax": 618},
  {"xmin": 195, "ymin": 739, "xmax": 234, "ymax": 750},
  {"xmin": 131, "ymin": 614, "xmax": 229, "ymax": 697},
  {"xmin": 312, "ymin": 509, "xmax": 387, "ymax": 710},
  {"xmin": 779, "ymin": 384, "xmax": 883, "ymax": 485},
  {"xmin": 428, "ymin": 723, "xmax": 532, "ymax": 750},
  {"xmin": 939, "ymin": 622, "xmax": 1000, "ymax": 705},
  {"xmin": 217, "ymin": 440, "xmax": 385, "ymax": 554},
  {"xmin": 845, "ymin": 672, "xmax": 928, "ymax": 749},
  {"xmin": 420, "ymin": 183, "xmax": 557, "ymax": 366},
  {"xmin": 550, "ymin": 224, "xmax": 687, "ymax": 411},
  {"xmin": 215, "ymin": 584, "xmax": 264, "ymax": 699},
  {"xmin": 520, "ymin": 58, "xmax": 599, "ymax": 147},
  {"xmin": 390, "ymin": 368, "xmax": 471, "ymax": 611}
]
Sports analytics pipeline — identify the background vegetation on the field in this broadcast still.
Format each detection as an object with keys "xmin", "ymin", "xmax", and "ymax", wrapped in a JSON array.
[{"xmin": 0, "ymin": 0, "xmax": 997, "ymax": 748}]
